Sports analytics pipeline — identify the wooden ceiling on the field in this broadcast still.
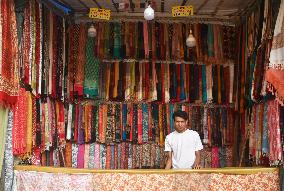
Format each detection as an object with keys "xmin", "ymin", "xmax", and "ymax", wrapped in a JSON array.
[{"xmin": 54, "ymin": 0, "xmax": 256, "ymax": 24}]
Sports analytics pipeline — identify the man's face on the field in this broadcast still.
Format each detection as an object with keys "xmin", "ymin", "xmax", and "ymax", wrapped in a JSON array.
[{"xmin": 174, "ymin": 116, "xmax": 187, "ymax": 133}]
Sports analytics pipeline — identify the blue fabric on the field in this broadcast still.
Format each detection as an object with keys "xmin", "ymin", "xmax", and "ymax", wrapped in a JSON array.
[
  {"xmin": 180, "ymin": 64, "xmax": 186, "ymax": 100},
  {"xmin": 122, "ymin": 104, "xmax": 127, "ymax": 141}
]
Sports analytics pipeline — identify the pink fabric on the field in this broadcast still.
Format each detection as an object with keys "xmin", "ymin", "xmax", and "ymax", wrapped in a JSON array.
[
  {"xmin": 84, "ymin": 144, "xmax": 90, "ymax": 168},
  {"xmin": 267, "ymin": 100, "xmax": 282, "ymax": 162},
  {"xmin": 77, "ymin": 144, "xmax": 85, "ymax": 168}
]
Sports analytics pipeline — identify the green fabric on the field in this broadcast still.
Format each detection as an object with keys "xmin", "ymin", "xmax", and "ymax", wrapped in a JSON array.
[
  {"xmin": 83, "ymin": 37, "xmax": 100, "ymax": 98},
  {"xmin": 113, "ymin": 23, "xmax": 121, "ymax": 59},
  {"xmin": 0, "ymin": 106, "xmax": 8, "ymax": 178}
]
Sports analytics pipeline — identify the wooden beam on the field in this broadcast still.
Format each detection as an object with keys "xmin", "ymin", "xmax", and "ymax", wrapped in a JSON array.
[
  {"xmin": 129, "ymin": 0, "xmax": 135, "ymax": 12},
  {"xmin": 78, "ymin": 0, "xmax": 89, "ymax": 9},
  {"xmin": 196, "ymin": 0, "xmax": 209, "ymax": 14},
  {"xmin": 58, "ymin": 0, "xmax": 74, "ymax": 11},
  {"xmin": 161, "ymin": 0, "xmax": 164, "ymax": 12},
  {"xmin": 181, "ymin": 0, "xmax": 188, "ymax": 6},
  {"xmin": 111, "ymin": 0, "xmax": 119, "ymax": 12},
  {"xmin": 212, "ymin": 0, "xmax": 224, "ymax": 16},
  {"xmin": 91, "ymin": 0, "xmax": 102, "ymax": 9}
]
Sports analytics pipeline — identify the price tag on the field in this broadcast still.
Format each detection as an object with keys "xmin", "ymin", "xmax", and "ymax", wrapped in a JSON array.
[
  {"xmin": 172, "ymin": 6, "xmax": 194, "ymax": 17},
  {"xmin": 89, "ymin": 8, "xmax": 111, "ymax": 20}
]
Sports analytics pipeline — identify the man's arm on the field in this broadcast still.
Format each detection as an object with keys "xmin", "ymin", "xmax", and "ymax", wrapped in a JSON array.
[
  {"xmin": 192, "ymin": 150, "xmax": 201, "ymax": 169},
  {"xmin": 165, "ymin": 151, "xmax": 172, "ymax": 169}
]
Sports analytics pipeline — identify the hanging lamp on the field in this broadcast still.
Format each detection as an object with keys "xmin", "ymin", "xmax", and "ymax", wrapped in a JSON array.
[
  {"xmin": 88, "ymin": 24, "xmax": 97, "ymax": 37},
  {"xmin": 186, "ymin": 29, "xmax": 196, "ymax": 48},
  {"xmin": 144, "ymin": 5, "xmax": 154, "ymax": 20}
]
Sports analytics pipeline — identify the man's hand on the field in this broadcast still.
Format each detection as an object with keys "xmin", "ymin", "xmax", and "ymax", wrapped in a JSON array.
[
  {"xmin": 192, "ymin": 150, "xmax": 201, "ymax": 169},
  {"xmin": 192, "ymin": 163, "xmax": 201, "ymax": 169},
  {"xmin": 165, "ymin": 151, "xmax": 172, "ymax": 169}
]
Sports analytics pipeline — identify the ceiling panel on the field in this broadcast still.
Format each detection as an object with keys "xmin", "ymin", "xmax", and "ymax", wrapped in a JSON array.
[{"xmin": 57, "ymin": 0, "xmax": 256, "ymax": 23}]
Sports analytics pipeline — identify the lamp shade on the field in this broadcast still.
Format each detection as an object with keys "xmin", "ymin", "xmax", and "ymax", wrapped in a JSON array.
[
  {"xmin": 88, "ymin": 24, "xmax": 96, "ymax": 37},
  {"xmin": 144, "ymin": 5, "xmax": 154, "ymax": 20},
  {"xmin": 186, "ymin": 30, "xmax": 196, "ymax": 47}
]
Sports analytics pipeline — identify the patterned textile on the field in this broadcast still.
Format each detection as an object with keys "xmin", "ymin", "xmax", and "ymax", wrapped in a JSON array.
[
  {"xmin": 74, "ymin": 24, "xmax": 86, "ymax": 96},
  {"xmin": 13, "ymin": 88, "xmax": 28, "ymax": 155},
  {"xmin": 88, "ymin": 143, "xmax": 95, "ymax": 168},
  {"xmin": 15, "ymin": 171, "xmax": 93, "ymax": 191},
  {"xmin": 3, "ymin": 111, "xmax": 13, "ymax": 190},
  {"xmin": 15, "ymin": 170, "xmax": 279, "ymax": 191},
  {"xmin": 267, "ymin": 100, "xmax": 282, "ymax": 162},
  {"xmin": 210, "ymin": 172, "xmax": 279, "ymax": 191},
  {"xmin": 266, "ymin": 0, "xmax": 284, "ymax": 105},
  {"xmin": 84, "ymin": 37, "xmax": 100, "ymax": 98},
  {"xmin": 94, "ymin": 143, "xmax": 100, "ymax": 168},
  {"xmin": 0, "ymin": 0, "xmax": 19, "ymax": 106},
  {"xmin": 71, "ymin": 143, "xmax": 78, "ymax": 168}
]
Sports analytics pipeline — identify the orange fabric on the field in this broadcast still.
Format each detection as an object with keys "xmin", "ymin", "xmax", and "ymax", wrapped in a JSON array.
[{"xmin": 266, "ymin": 69, "xmax": 284, "ymax": 105}]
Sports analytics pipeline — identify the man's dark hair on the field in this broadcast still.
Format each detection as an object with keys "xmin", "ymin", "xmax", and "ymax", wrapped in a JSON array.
[{"xmin": 173, "ymin": 110, "xmax": 188, "ymax": 121}]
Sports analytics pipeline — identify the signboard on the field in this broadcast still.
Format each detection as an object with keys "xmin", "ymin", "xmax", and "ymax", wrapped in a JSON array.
[
  {"xmin": 89, "ymin": 8, "xmax": 111, "ymax": 20},
  {"xmin": 172, "ymin": 6, "xmax": 194, "ymax": 17}
]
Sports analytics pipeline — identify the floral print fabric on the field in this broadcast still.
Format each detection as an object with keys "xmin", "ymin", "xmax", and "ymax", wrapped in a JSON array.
[{"xmin": 14, "ymin": 170, "xmax": 279, "ymax": 191}]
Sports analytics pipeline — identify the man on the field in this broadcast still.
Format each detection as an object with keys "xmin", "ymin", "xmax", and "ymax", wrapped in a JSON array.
[{"xmin": 165, "ymin": 110, "xmax": 203, "ymax": 169}]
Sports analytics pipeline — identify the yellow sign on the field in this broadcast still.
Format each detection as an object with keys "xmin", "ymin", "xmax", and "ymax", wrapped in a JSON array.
[
  {"xmin": 172, "ymin": 6, "xmax": 194, "ymax": 17},
  {"xmin": 89, "ymin": 8, "xmax": 111, "ymax": 20}
]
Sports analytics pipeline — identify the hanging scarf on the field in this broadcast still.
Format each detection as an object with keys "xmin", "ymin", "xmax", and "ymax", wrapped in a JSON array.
[
  {"xmin": 267, "ymin": 100, "xmax": 282, "ymax": 162},
  {"xmin": 113, "ymin": 22, "xmax": 121, "ymax": 59},
  {"xmin": 94, "ymin": 143, "xmax": 100, "ymax": 168},
  {"xmin": 180, "ymin": 64, "xmax": 186, "ymax": 101},
  {"xmin": 211, "ymin": 147, "xmax": 220, "ymax": 168},
  {"xmin": 13, "ymin": 88, "xmax": 27, "ymax": 155},
  {"xmin": 126, "ymin": 103, "xmax": 132, "ymax": 141},
  {"xmin": 0, "ymin": 105, "xmax": 8, "ymax": 178},
  {"xmin": 84, "ymin": 37, "xmax": 100, "ymax": 98},
  {"xmin": 164, "ymin": 63, "xmax": 170, "ymax": 103},
  {"xmin": 143, "ymin": 22, "xmax": 149, "ymax": 59},
  {"xmin": 0, "ymin": 0, "xmax": 19, "ymax": 106},
  {"xmin": 3, "ymin": 111, "xmax": 13, "ymax": 189},
  {"xmin": 142, "ymin": 103, "xmax": 148, "ymax": 143},
  {"xmin": 71, "ymin": 143, "xmax": 78, "ymax": 168},
  {"xmin": 105, "ymin": 104, "xmax": 114, "ymax": 144},
  {"xmin": 106, "ymin": 145, "xmax": 111, "ymax": 169},
  {"xmin": 262, "ymin": 102, "xmax": 269, "ymax": 154},
  {"xmin": 202, "ymin": 65, "xmax": 207, "ymax": 103},
  {"xmin": 170, "ymin": 63, "xmax": 176, "ymax": 100}
]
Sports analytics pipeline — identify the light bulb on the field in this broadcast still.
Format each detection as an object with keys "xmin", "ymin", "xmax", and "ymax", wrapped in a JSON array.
[
  {"xmin": 144, "ymin": 5, "xmax": 154, "ymax": 20},
  {"xmin": 186, "ymin": 29, "xmax": 196, "ymax": 47},
  {"xmin": 88, "ymin": 24, "xmax": 96, "ymax": 37}
]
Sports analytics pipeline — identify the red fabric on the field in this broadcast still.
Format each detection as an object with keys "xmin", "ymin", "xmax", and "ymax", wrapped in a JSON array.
[
  {"xmin": 35, "ymin": 1, "xmax": 41, "ymax": 95},
  {"xmin": 13, "ymin": 88, "xmax": 28, "ymax": 155},
  {"xmin": 22, "ymin": 0, "xmax": 30, "ymax": 86},
  {"xmin": 129, "ymin": 104, "xmax": 133, "ymax": 142},
  {"xmin": 0, "ymin": 0, "xmax": 19, "ymax": 106},
  {"xmin": 266, "ymin": 69, "xmax": 284, "ymax": 105},
  {"xmin": 137, "ymin": 105, "xmax": 143, "ymax": 144}
]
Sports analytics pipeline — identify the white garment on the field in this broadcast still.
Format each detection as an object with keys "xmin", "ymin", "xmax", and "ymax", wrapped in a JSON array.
[{"xmin": 165, "ymin": 129, "xmax": 203, "ymax": 169}]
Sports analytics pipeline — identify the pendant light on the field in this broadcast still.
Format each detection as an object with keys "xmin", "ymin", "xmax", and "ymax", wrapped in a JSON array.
[
  {"xmin": 88, "ymin": 24, "xmax": 97, "ymax": 37},
  {"xmin": 144, "ymin": 5, "xmax": 154, "ymax": 20},
  {"xmin": 186, "ymin": 29, "xmax": 196, "ymax": 48}
]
